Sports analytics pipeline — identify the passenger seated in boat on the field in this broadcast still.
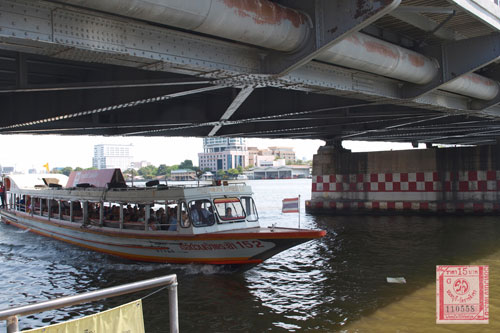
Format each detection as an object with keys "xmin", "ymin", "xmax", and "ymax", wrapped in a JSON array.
[
  {"xmin": 181, "ymin": 211, "xmax": 188, "ymax": 226},
  {"xmin": 167, "ymin": 207, "xmax": 177, "ymax": 231},
  {"xmin": 19, "ymin": 197, "xmax": 26, "ymax": 212},
  {"xmin": 225, "ymin": 207, "xmax": 233, "ymax": 218},
  {"xmin": 156, "ymin": 208, "xmax": 166, "ymax": 225},
  {"xmin": 190, "ymin": 200, "xmax": 214, "ymax": 226}
]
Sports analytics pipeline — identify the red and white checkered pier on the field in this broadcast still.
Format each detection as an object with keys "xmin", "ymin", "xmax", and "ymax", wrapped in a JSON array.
[{"xmin": 306, "ymin": 144, "xmax": 500, "ymax": 215}]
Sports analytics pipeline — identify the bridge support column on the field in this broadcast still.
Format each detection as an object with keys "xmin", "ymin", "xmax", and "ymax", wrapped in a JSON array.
[{"xmin": 306, "ymin": 142, "xmax": 500, "ymax": 215}]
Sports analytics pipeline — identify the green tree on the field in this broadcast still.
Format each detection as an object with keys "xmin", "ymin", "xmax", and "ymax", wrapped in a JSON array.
[
  {"xmin": 166, "ymin": 165, "xmax": 179, "ymax": 176},
  {"xmin": 123, "ymin": 168, "xmax": 136, "ymax": 179},
  {"xmin": 85, "ymin": 167, "xmax": 97, "ymax": 170},
  {"xmin": 157, "ymin": 164, "xmax": 168, "ymax": 175},
  {"xmin": 179, "ymin": 159, "xmax": 194, "ymax": 170},
  {"xmin": 60, "ymin": 166, "xmax": 73, "ymax": 176},
  {"xmin": 237, "ymin": 165, "xmax": 243, "ymax": 173},
  {"xmin": 74, "ymin": 167, "xmax": 83, "ymax": 171},
  {"xmin": 227, "ymin": 168, "xmax": 239, "ymax": 177},
  {"xmin": 138, "ymin": 165, "xmax": 158, "ymax": 179}
]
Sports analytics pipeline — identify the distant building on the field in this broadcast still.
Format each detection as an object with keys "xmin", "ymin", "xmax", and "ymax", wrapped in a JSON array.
[
  {"xmin": 289, "ymin": 165, "xmax": 311, "ymax": 178},
  {"xmin": 131, "ymin": 160, "xmax": 151, "ymax": 169},
  {"xmin": 1, "ymin": 166, "xmax": 15, "ymax": 175},
  {"xmin": 254, "ymin": 155, "xmax": 275, "ymax": 167},
  {"xmin": 171, "ymin": 169, "xmax": 196, "ymax": 181},
  {"xmin": 92, "ymin": 144, "xmax": 133, "ymax": 171},
  {"xmin": 253, "ymin": 166, "xmax": 292, "ymax": 179},
  {"xmin": 268, "ymin": 146, "xmax": 296, "ymax": 162},
  {"xmin": 247, "ymin": 147, "xmax": 260, "ymax": 167},
  {"xmin": 248, "ymin": 146, "xmax": 296, "ymax": 167},
  {"xmin": 198, "ymin": 138, "xmax": 248, "ymax": 172}
]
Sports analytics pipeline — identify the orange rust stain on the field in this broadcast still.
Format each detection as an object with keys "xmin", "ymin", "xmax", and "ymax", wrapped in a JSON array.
[
  {"xmin": 222, "ymin": 0, "xmax": 307, "ymax": 28},
  {"xmin": 363, "ymin": 40, "xmax": 398, "ymax": 59},
  {"xmin": 466, "ymin": 73, "xmax": 494, "ymax": 86},
  {"xmin": 408, "ymin": 53, "xmax": 425, "ymax": 67}
]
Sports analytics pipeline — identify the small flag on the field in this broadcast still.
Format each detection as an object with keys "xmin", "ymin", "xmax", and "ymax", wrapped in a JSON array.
[
  {"xmin": 43, "ymin": 163, "xmax": 49, "ymax": 172},
  {"xmin": 282, "ymin": 197, "xmax": 299, "ymax": 213}
]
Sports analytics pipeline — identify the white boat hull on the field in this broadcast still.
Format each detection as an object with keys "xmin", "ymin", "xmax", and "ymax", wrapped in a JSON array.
[{"xmin": 1, "ymin": 210, "xmax": 325, "ymax": 265}]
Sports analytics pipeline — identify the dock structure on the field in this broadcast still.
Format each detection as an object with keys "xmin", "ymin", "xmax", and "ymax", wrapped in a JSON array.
[{"xmin": 1, "ymin": 1, "xmax": 500, "ymax": 214}]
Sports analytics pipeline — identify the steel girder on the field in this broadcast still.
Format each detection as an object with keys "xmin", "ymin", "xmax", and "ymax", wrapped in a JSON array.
[
  {"xmin": 401, "ymin": 33, "xmax": 500, "ymax": 100},
  {"xmin": 263, "ymin": 0, "xmax": 401, "ymax": 75},
  {"xmin": 0, "ymin": 0, "xmax": 497, "ymax": 117}
]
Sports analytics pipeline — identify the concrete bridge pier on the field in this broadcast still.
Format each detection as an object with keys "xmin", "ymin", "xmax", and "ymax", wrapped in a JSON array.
[{"xmin": 305, "ymin": 142, "xmax": 500, "ymax": 215}]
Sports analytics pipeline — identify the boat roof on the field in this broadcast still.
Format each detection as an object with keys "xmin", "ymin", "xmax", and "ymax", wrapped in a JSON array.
[
  {"xmin": 66, "ymin": 169, "xmax": 125, "ymax": 187},
  {"xmin": 7, "ymin": 182, "xmax": 254, "ymax": 204},
  {"xmin": 5, "ymin": 174, "xmax": 69, "ymax": 191}
]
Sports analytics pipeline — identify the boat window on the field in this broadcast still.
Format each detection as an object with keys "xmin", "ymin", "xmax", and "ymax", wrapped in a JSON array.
[
  {"xmin": 179, "ymin": 201, "xmax": 190, "ymax": 228},
  {"xmin": 188, "ymin": 199, "xmax": 215, "ymax": 227},
  {"xmin": 241, "ymin": 196, "xmax": 258, "ymax": 222},
  {"xmin": 213, "ymin": 198, "xmax": 246, "ymax": 222}
]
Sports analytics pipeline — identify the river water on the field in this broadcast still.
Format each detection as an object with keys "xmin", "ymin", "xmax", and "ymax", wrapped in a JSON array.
[{"xmin": 1, "ymin": 179, "xmax": 500, "ymax": 332}]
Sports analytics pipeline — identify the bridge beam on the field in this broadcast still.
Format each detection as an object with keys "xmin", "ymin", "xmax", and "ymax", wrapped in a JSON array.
[
  {"xmin": 401, "ymin": 33, "xmax": 500, "ymax": 100},
  {"xmin": 262, "ymin": 0, "xmax": 401, "ymax": 75}
]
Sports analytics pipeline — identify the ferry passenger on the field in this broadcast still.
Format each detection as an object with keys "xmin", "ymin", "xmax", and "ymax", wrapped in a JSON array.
[
  {"xmin": 181, "ymin": 211, "xmax": 188, "ymax": 226},
  {"xmin": 225, "ymin": 207, "xmax": 233, "ymax": 218},
  {"xmin": 156, "ymin": 208, "xmax": 166, "ymax": 225},
  {"xmin": 167, "ymin": 207, "xmax": 177, "ymax": 231},
  {"xmin": 149, "ymin": 209, "xmax": 156, "ymax": 222},
  {"xmin": 19, "ymin": 196, "xmax": 26, "ymax": 212},
  {"xmin": 190, "ymin": 200, "xmax": 214, "ymax": 226}
]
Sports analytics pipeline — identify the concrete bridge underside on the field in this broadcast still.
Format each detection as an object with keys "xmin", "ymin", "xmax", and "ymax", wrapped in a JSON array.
[{"xmin": 2, "ymin": 0, "xmax": 500, "ymax": 146}]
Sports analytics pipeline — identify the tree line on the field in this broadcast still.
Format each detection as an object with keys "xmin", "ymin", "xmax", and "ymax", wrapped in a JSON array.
[{"xmin": 51, "ymin": 160, "xmax": 247, "ymax": 180}]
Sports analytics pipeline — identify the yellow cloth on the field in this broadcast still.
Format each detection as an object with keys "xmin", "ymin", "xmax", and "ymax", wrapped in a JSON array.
[{"xmin": 24, "ymin": 300, "xmax": 145, "ymax": 333}]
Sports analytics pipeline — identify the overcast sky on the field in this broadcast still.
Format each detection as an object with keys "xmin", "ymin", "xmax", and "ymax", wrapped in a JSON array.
[{"xmin": 0, "ymin": 134, "xmax": 419, "ymax": 172}]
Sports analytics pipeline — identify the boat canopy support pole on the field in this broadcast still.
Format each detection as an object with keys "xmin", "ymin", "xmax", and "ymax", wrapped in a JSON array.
[
  {"xmin": 47, "ymin": 199, "xmax": 51, "ymax": 220},
  {"xmin": 99, "ymin": 202, "xmax": 104, "ymax": 227},
  {"xmin": 119, "ymin": 203, "xmax": 124, "ymax": 230},
  {"xmin": 39, "ymin": 198, "xmax": 42, "ymax": 217},
  {"xmin": 30, "ymin": 197, "xmax": 34, "ymax": 216},
  {"xmin": 70, "ymin": 201, "xmax": 74, "ymax": 222},
  {"xmin": 82, "ymin": 201, "xmax": 88, "ymax": 225},
  {"xmin": 58, "ymin": 200, "xmax": 62, "ymax": 220},
  {"xmin": 145, "ymin": 204, "xmax": 150, "ymax": 231}
]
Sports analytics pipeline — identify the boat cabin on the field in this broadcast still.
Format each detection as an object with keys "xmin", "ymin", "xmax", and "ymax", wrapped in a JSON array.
[{"xmin": 4, "ymin": 170, "xmax": 260, "ymax": 235}]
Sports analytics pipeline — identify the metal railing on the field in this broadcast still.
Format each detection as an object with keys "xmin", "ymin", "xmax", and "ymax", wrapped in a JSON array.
[{"xmin": 0, "ymin": 274, "xmax": 178, "ymax": 333}]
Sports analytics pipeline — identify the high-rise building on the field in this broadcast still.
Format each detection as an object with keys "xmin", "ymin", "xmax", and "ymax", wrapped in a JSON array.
[
  {"xmin": 92, "ymin": 144, "xmax": 133, "ymax": 171},
  {"xmin": 198, "ymin": 138, "xmax": 248, "ymax": 171}
]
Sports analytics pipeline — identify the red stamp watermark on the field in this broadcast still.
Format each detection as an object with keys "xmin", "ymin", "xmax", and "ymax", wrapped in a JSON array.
[{"xmin": 436, "ymin": 265, "xmax": 489, "ymax": 324}]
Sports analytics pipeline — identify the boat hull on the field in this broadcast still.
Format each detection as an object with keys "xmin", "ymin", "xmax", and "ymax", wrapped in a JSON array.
[{"xmin": 0, "ymin": 210, "xmax": 325, "ymax": 265}]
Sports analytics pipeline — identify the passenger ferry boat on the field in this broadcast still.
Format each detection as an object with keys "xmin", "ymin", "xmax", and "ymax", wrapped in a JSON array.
[{"xmin": 0, "ymin": 169, "xmax": 325, "ymax": 266}]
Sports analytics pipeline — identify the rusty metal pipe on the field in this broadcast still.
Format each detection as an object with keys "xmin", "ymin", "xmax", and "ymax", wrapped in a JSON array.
[
  {"xmin": 54, "ymin": 0, "xmax": 310, "ymax": 52},
  {"xmin": 54, "ymin": 0, "xmax": 499, "ymax": 100},
  {"xmin": 317, "ymin": 32, "xmax": 438, "ymax": 85}
]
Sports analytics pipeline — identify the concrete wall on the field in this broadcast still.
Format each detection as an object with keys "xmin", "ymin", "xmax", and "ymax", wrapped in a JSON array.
[{"xmin": 306, "ymin": 144, "xmax": 500, "ymax": 215}]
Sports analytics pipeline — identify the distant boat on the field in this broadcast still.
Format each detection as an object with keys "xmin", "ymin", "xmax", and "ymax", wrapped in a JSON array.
[
  {"xmin": 237, "ymin": 174, "xmax": 248, "ymax": 180},
  {"xmin": 1, "ymin": 169, "xmax": 325, "ymax": 267}
]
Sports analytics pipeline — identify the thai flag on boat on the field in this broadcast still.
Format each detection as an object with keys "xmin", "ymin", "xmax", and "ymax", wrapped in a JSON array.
[{"xmin": 282, "ymin": 197, "xmax": 299, "ymax": 213}]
